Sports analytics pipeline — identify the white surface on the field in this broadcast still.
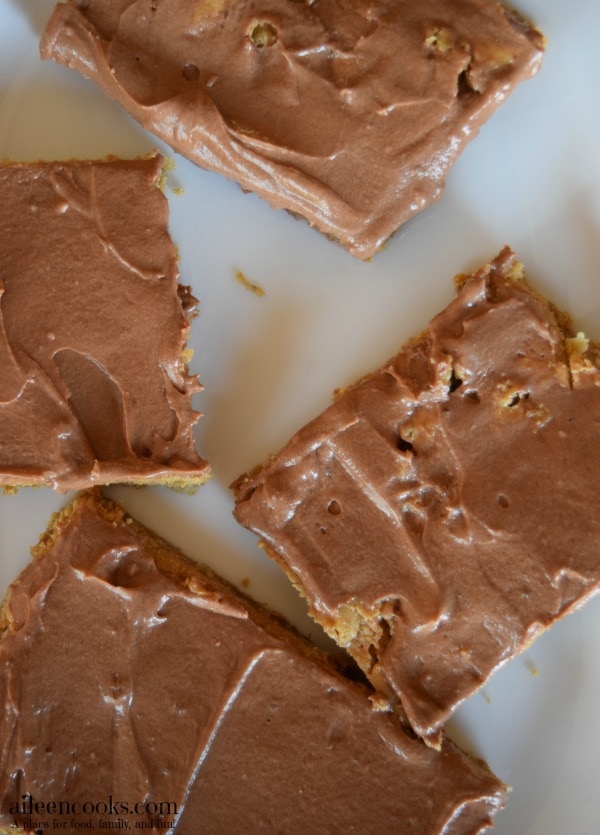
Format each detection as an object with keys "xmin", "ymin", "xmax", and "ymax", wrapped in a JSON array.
[{"xmin": 1, "ymin": 0, "xmax": 600, "ymax": 831}]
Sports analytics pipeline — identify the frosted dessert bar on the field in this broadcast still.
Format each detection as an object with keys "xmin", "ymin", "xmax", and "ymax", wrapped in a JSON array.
[
  {"xmin": 41, "ymin": 0, "xmax": 544, "ymax": 259},
  {"xmin": 0, "ymin": 156, "xmax": 209, "ymax": 492},
  {"xmin": 0, "ymin": 491, "xmax": 505, "ymax": 833},
  {"xmin": 233, "ymin": 248, "xmax": 600, "ymax": 744}
]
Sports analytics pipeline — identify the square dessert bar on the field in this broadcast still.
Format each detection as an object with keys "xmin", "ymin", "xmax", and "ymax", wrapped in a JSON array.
[
  {"xmin": 41, "ymin": 0, "xmax": 544, "ymax": 259},
  {"xmin": 0, "ymin": 156, "xmax": 209, "ymax": 492},
  {"xmin": 233, "ymin": 248, "xmax": 600, "ymax": 745},
  {"xmin": 0, "ymin": 491, "xmax": 505, "ymax": 833}
]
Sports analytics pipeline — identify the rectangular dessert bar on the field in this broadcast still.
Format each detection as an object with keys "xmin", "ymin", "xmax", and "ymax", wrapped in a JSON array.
[
  {"xmin": 0, "ymin": 491, "xmax": 505, "ymax": 833},
  {"xmin": 233, "ymin": 248, "xmax": 600, "ymax": 745},
  {"xmin": 0, "ymin": 156, "xmax": 209, "ymax": 492},
  {"xmin": 40, "ymin": 0, "xmax": 544, "ymax": 259}
]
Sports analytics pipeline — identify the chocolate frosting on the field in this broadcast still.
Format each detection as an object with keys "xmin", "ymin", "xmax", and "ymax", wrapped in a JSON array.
[
  {"xmin": 0, "ymin": 157, "xmax": 208, "ymax": 492},
  {"xmin": 41, "ymin": 0, "xmax": 544, "ymax": 259},
  {"xmin": 233, "ymin": 249, "xmax": 600, "ymax": 742},
  {"xmin": 0, "ymin": 493, "xmax": 505, "ymax": 833}
]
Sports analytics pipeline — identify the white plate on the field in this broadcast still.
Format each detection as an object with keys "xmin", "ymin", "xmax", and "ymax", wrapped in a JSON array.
[{"xmin": 1, "ymin": 0, "xmax": 599, "ymax": 831}]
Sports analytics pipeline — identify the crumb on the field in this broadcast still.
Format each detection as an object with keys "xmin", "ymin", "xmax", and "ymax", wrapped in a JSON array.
[
  {"xmin": 566, "ymin": 332, "xmax": 589, "ymax": 355},
  {"xmin": 369, "ymin": 693, "xmax": 392, "ymax": 712},
  {"xmin": 156, "ymin": 156, "xmax": 174, "ymax": 192},
  {"xmin": 425, "ymin": 27, "xmax": 453, "ymax": 52},
  {"xmin": 241, "ymin": 577, "xmax": 250, "ymax": 588},
  {"xmin": 235, "ymin": 270, "xmax": 266, "ymax": 297}
]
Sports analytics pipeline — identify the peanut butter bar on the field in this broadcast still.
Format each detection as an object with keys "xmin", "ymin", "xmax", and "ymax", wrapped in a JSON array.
[
  {"xmin": 0, "ymin": 156, "xmax": 209, "ymax": 492},
  {"xmin": 233, "ymin": 249, "xmax": 600, "ymax": 744},
  {"xmin": 41, "ymin": 0, "xmax": 544, "ymax": 259},
  {"xmin": 0, "ymin": 491, "xmax": 505, "ymax": 833}
]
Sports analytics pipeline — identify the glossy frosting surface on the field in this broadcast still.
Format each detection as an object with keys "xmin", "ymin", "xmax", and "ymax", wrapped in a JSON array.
[
  {"xmin": 233, "ymin": 249, "xmax": 600, "ymax": 741},
  {"xmin": 41, "ymin": 0, "xmax": 544, "ymax": 258},
  {"xmin": 0, "ymin": 157, "xmax": 208, "ymax": 491},
  {"xmin": 0, "ymin": 493, "xmax": 505, "ymax": 833}
]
